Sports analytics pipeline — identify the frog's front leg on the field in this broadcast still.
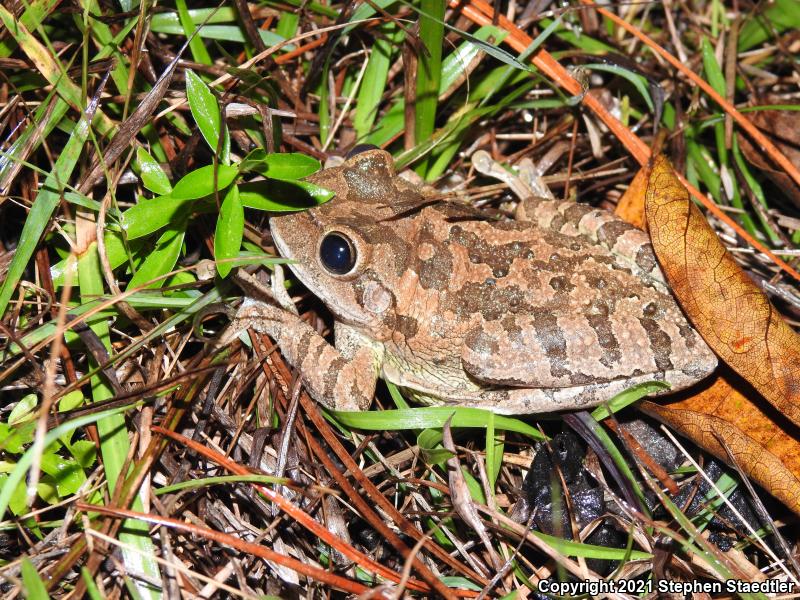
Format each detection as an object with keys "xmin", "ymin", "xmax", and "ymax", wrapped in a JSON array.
[{"xmin": 225, "ymin": 298, "xmax": 383, "ymax": 411}]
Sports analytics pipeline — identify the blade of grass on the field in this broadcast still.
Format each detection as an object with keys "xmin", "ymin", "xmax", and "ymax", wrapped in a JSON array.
[
  {"xmin": 0, "ymin": 15, "xmax": 138, "ymax": 191},
  {"xmin": 331, "ymin": 406, "xmax": 547, "ymax": 441},
  {"xmin": 21, "ymin": 558, "xmax": 51, "ymax": 600},
  {"xmin": 0, "ymin": 5, "xmax": 114, "ymax": 136},
  {"xmin": 0, "ymin": 97, "xmax": 97, "ymax": 316},
  {"xmin": 353, "ymin": 23, "xmax": 402, "ymax": 139},
  {"xmin": 176, "ymin": 0, "xmax": 212, "ymax": 65},
  {"xmin": 77, "ymin": 245, "xmax": 162, "ymax": 600},
  {"xmin": 414, "ymin": 0, "xmax": 445, "ymax": 177},
  {"xmin": 0, "ymin": 0, "xmax": 60, "ymax": 57}
]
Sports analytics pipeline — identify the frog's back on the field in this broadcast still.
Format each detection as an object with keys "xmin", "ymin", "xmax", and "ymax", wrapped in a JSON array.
[{"xmin": 387, "ymin": 205, "xmax": 716, "ymax": 407}]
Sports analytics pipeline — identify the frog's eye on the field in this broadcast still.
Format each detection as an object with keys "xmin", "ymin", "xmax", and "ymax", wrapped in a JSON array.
[
  {"xmin": 346, "ymin": 143, "xmax": 378, "ymax": 159},
  {"xmin": 319, "ymin": 232, "xmax": 357, "ymax": 275}
]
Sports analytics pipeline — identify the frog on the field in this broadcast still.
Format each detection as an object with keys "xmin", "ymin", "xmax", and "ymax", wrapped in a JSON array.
[{"xmin": 226, "ymin": 147, "xmax": 717, "ymax": 415}]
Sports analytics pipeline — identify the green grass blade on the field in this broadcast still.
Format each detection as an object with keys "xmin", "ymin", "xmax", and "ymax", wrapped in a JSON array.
[
  {"xmin": 78, "ymin": 245, "xmax": 162, "ymax": 600},
  {"xmin": 354, "ymin": 24, "xmax": 402, "ymax": 138},
  {"xmin": 176, "ymin": 0, "xmax": 212, "ymax": 65},
  {"xmin": 0, "ymin": 112, "xmax": 90, "ymax": 317},
  {"xmin": 414, "ymin": 0, "xmax": 445, "ymax": 176},
  {"xmin": 582, "ymin": 63, "xmax": 654, "ymax": 112},
  {"xmin": 331, "ymin": 406, "xmax": 547, "ymax": 441},
  {"xmin": 81, "ymin": 567, "xmax": 104, "ymax": 600},
  {"xmin": 0, "ymin": 0, "xmax": 60, "ymax": 57},
  {"xmin": 21, "ymin": 558, "xmax": 51, "ymax": 600},
  {"xmin": 590, "ymin": 382, "xmax": 669, "ymax": 421},
  {"xmin": 0, "ymin": 5, "xmax": 113, "ymax": 135}
]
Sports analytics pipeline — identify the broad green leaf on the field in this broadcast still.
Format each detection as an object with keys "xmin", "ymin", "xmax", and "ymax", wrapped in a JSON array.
[
  {"xmin": 171, "ymin": 164, "xmax": 238, "ymax": 200},
  {"xmin": 186, "ymin": 69, "xmax": 230, "ymax": 162},
  {"xmin": 0, "ymin": 474, "xmax": 28, "ymax": 516},
  {"xmin": 39, "ymin": 452, "xmax": 85, "ymax": 497},
  {"xmin": 239, "ymin": 179, "xmax": 333, "ymax": 211},
  {"xmin": 58, "ymin": 390, "xmax": 85, "ymax": 413},
  {"xmin": 36, "ymin": 478, "xmax": 58, "ymax": 505},
  {"xmin": 21, "ymin": 558, "xmax": 51, "ymax": 600},
  {"xmin": 240, "ymin": 150, "xmax": 321, "ymax": 179},
  {"xmin": 68, "ymin": 440, "xmax": 97, "ymax": 470},
  {"xmin": 128, "ymin": 227, "xmax": 186, "ymax": 289},
  {"xmin": 9, "ymin": 394, "xmax": 37, "ymax": 425},
  {"xmin": 123, "ymin": 165, "xmax": 237, "ymax": 239},
  {"xmin": 0, "ymin": 421, "xmax": 35, "ymax": 454},
  {"xmin": 136, "ymin": 147, "xmax": 172, "ymax": 195},
  {"xmin": 122, "ymin": 195, "xmax": 194, "ymax": 239},
  {"xmin": 214, "ymin": 186, "xmax": 244, "ymax": 278}
]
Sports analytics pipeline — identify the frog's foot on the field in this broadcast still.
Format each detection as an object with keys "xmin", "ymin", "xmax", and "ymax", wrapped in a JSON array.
[
  {"xmin": 232, "ymin": 266, "xmax": 298, "ymax": 315},
  {"xmin": 269, "ymin": 264, "xmax": 299, "ymax": 315},
  {"xmin": 213, "ymin": 296, "xmax": 287, "ymax": 351},
  {"xmin": 471, "ymin": 149, "xmax": 559, "ymax": 202}
]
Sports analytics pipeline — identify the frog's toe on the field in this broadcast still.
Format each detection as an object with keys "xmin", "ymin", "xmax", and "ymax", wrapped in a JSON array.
[{"xmin": 271, "ymin": 264, "xmax": 299, "ymax": 314}]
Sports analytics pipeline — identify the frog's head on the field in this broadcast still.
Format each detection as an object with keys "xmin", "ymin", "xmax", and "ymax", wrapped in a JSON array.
[{"xmin": 270, "ymin": 148, "xmax": 422, "ymax": 333}]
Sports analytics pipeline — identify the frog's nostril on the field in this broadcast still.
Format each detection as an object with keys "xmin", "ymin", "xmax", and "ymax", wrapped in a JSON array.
[{"xmin": 319, "ymin": 232, "xmax": 357, "ymax": 275}]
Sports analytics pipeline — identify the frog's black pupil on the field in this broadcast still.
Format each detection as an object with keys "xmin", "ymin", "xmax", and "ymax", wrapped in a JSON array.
[{"xmin": 319, "ymin": 233, "xmax": 356, "ymax": 275}]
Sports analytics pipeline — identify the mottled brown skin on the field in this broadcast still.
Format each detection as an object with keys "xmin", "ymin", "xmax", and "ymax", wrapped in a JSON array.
[{"xmin": 257, "ymin": 150, "xmax": 718, "ymax": 414}]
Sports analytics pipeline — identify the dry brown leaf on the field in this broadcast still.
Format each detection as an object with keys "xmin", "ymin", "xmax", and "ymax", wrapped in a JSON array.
[
  {"xmin": 640, "ymin": 370, "xmax": 800, "ymax": 517},
  {"xmin": 615, "ymin": 162, "xmax": 649, "ymax": 229},
  {"xmin": 738, "ymin": 107, "xmax": 800, "ymax": 208},
  {"xmin": 645, "ymin": 155, "xmax": 800, "ymax": 428}
]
